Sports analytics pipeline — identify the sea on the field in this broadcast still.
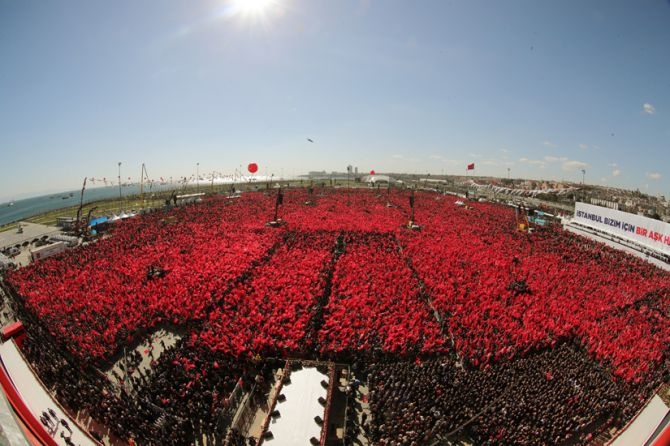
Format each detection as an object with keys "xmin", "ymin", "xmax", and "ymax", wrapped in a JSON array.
[
  {"xmin": 0, "ymin": 184, "xmax": 178, "ymax": 227},
  {"xmin": 0, "ymin": 175, "xmax": 280, "ymax": 227}
]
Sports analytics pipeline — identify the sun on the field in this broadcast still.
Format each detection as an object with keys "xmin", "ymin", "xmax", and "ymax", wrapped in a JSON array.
[{"xmin": 233, "ymin": 0, "xmax": 275, "ymax": 16}]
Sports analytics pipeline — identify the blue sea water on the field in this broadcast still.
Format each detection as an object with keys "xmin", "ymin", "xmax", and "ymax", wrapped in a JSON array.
[{"xmin": 0, "ymin": 184, "xmax": 178, "ymax": 227}]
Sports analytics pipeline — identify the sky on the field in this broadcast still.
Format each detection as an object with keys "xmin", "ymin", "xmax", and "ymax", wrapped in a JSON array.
[{"xmin": 1, "ymin": 0, "xmax": 669, "ymax": 201}]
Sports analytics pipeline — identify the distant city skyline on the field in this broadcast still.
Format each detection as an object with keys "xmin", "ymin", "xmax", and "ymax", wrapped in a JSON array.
[{"xmin": 1, "ymin": 0, "xmax": 669, "ymax": 202}]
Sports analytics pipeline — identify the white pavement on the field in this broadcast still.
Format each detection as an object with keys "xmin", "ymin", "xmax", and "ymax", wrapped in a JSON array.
[{"xmin": 0, "ymin": 339, "xmax": 99, "ymax": 446}]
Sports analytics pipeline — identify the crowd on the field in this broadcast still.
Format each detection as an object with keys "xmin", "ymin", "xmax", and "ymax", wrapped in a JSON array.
[
  {"xmin": 2, "ymin": 188, "xmax": 670, "ymax": 445},
  {"xmin": 6, "ymin": 195, "xmax": 280, "ymax": 362},
  {"xmin": 17, "ymin": 312, "xmax": 273, "ymax": 445},
  {"xmin": 317, "ymin": 232, "xmax": 445, "ymax": 356},
  {"xmin": 196, "ymin": 231, "xmax": 333, "ymax": 357},
  {"xmin": 400, "ymin": 192, "xmax": 670, "ymax": 381},
  {"xmin": 366, "ymin": 343, "xmax": 648, "ymax": 445},
  {"xmin": 280, "ymin": 188, "xmax": 406, "ymax": 233}
]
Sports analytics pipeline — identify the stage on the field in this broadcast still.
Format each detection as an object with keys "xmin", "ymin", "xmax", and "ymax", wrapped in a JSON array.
[{"xmin": 265, "ymin": 366, "xmax": 328, "ymax": 445}]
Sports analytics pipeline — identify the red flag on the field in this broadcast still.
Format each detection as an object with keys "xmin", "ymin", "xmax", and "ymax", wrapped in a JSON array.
[{"xmin": 467, "ymin": 163, "xmax": 475, "ymax": 170}]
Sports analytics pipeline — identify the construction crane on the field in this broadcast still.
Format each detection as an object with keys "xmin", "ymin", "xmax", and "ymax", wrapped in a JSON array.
[
  {"xmin": 74, "ymin": 177, "xmax": 88, "ymax": 236},
  {"xmin": 140, "ymin": 163, "xmax": 152, "ymax": 198}
]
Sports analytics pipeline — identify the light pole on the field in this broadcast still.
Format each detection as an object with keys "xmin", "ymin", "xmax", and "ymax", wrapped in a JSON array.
[
  {"xmin": 581, "ymin": 169, "xmax": 586, "ymax": 185},
  {"xmin": 507, "ymin": 167, "xmax": 510, "ymax": 179},
  {"xmin": 196, "ymin": 162, "xmax": 200, "ymax": 193},
  {"xmin": 118, "ymin": 162, "xmax": 122, "ymax": 199}
]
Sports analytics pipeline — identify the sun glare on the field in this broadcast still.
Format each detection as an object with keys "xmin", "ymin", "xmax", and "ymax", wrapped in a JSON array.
[{"xmin": 234, "ymin": 0, "xmax": 274, "ymax": 16}]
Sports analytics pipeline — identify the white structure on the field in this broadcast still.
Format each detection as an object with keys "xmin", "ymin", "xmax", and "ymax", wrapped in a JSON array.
[
  {"xmin": 30, "ymin": 241, "xmax": 66, "ymax": 262},
  {"xmin": 572, "ymin": 202, "xmax": 670, "ymax": 258},
  {"xmin": 361, "ymin": 174, "xmax": 397, "ymax": 185},
  {"xmin": 265, "ymin": 366, "xmax": 327, "ymax": 445}
]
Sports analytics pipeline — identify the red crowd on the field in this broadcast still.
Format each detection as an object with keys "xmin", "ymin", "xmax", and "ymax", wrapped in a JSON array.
[
  {"xmin": 7, "ymin": 195, "xmax": 280, "ymax": 361},
  {"xmin": 317, "ymin": 232, "xmax": 445, "ymax": 356},
  {"xmin": 5, "ymin": 188, "xmax": 670, "ymax": 384},
  {"xmin": 197, "ymin": 231, "xmax": 333, "ymax": 357},
  {"xmin": 400, "ymin": 191, "xmax": 670, "ymax": 382}
]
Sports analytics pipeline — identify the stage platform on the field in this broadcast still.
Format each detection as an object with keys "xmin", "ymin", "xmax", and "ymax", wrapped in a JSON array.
[{"xmin": 265, "ymin": 366, "xmax": 327, "ymax": 445}]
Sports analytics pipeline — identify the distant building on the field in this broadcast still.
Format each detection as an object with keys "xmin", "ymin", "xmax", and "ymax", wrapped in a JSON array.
[
  {"xmin": 590, "ymin": 198, "xmax": 619, "ymax": 210},
  {"xmin": 361, "ymin": 174, "xmax": 397, "ymax": 185},
  {"xmin": 56, "ymin": 217, "xmax": 77, "ymax": 231}
]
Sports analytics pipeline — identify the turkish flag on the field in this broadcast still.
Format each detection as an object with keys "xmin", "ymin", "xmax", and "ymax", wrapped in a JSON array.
[{"xmin": 467, "ymin": 163, "xmax": 475, "ymax": 170}]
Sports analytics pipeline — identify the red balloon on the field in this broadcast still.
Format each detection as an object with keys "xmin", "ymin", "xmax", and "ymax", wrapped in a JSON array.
[
  {"xmin": 370, "ymin": 170, "xmax": 376, "ymax": 175},
  {"xmin": 248, "ymin": 163, "xmax": 258, "ymax": 174}
]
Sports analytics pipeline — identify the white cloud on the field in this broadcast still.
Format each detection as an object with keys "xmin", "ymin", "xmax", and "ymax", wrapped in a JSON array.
[
  {"xmin": 643, "ymin": 103, "xmax": 656, "ymax": 115},
  {"xmin": 562, "ymin": 160, "xmax": 588, "ymax": 172},
  {"xmin": 542, "ymin": 140, "xmax": 558, "ymax": 148},
  {"xmin": 578, "ymin": 143, "xmax": 588, "ymax": 150},
  {"xmin": 391, "ymin": 154, "xmax": 403, "ymax": 159},
  {"xmin": 612, "ymin": 169, "xmax": 621, "ymax": 177},
  {"xmin": 544, "ymin": 156, "xmax": 568, "ymax": 163},
  {"xmin": 500, "ymin": 148, "xmax": 510, "ymax": 154},
  {"xmin": 646, "ymin": 172, "xmax": 662, "ymax": 180},
  {"xmin": 485, "ymin": 158, "xmax": 514, "ymax": 167},
  {"xmin": 440, "ymin": 158, "xmax": 461, "ymax": 166},
  {"xmin": 519, "ymin": 157, "xmax": 547, "ymax": 168}
]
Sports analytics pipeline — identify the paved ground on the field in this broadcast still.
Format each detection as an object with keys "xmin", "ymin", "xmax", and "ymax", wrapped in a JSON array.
[
  {"xmin": 105, "ymin": 329, "xmax": 181, "ymax": 395},
  {"xmin": 352, "ymin": 378, "xmax": 371, "ymax": 446},
  {"xmin": 246, "ymin": 367, "xmax": 284, "ymax": 442},
  {"xmin": 0, "ymin": 222, "xmax": 61, "ymax": 251}
]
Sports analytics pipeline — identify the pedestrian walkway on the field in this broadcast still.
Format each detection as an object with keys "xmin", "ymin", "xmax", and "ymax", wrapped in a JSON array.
[
  {"xmin": 104, "ymin": 328, "xmax": 181, "ymax": 395},
  {"xmin": 348, "ymin": 374, "xmax": 370, "ymax": 446}
]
